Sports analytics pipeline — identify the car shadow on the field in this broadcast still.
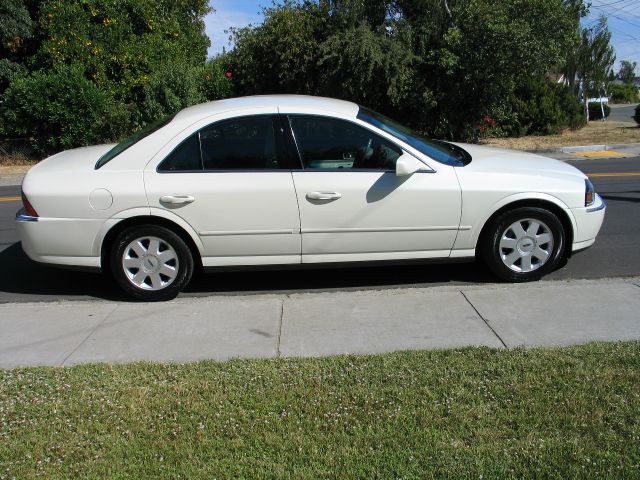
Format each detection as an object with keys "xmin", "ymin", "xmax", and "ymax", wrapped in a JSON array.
[
  {"xmin": 184, "ymin": 260, "xmax": 497, "ymax": 296},
  {"xmin": 0, "ymin": 243, "xmax": 127, "ymax": 302},
  {"xmin": 0, "ymin": 242, "xmax": 498, "ymax": 300},
  {"xmin": 600, "ymin": 192, "xmax": 640, "ymax": 204}
]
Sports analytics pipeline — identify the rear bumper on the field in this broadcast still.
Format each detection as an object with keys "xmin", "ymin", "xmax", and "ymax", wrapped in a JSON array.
[
  {"xmin": 16, "ymin": 210, "xmax": 102, "ymax": 269},
  {"xmin": 570, "ymin": 194, "xmax": 606, "ymax": 253}
]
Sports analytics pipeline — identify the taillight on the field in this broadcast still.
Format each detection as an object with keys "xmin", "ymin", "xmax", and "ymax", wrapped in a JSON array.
[{"xmin": 21, "ymin": 191, "xmax": 39, "ymax": 217}]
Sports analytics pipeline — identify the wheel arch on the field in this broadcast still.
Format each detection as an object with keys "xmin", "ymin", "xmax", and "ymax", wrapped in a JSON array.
[
  {"xmin": 475, "ymin": 198, "xmax": 575, "ymax": 259},
  {"xmin": 100, "ymin": 214, "xmax": 203, "ymax": 273}
]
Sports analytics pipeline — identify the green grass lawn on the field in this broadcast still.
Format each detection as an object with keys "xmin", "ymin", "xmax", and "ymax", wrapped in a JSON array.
[{"xmin": 1, "ymin": 342, "xmax": 639, "ymax": 479}]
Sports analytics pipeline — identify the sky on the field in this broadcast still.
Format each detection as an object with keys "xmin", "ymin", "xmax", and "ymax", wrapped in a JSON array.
[
  {"xmin": 584, "ymin": 0, "xmax": 640, "ymax": 76},
  {"xmin": 205, "ymin": 0, "xmax": 640, "ymax": 76},
  {"xmin": 205, "ymin": 0, "xmax": 265, "ymax": 55}
]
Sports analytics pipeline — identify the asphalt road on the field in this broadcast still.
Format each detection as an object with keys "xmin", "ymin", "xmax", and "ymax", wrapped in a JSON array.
[
  {"xmin": 0, "ymin": 156, "xmax": 638, "ymax": 303},
  {"xmin": 608, "ymin": 103, "xmax": 638, "ymax": 123}
]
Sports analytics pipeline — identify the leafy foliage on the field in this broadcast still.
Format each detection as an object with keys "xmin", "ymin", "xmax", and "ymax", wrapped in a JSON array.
[
  {"xmin": 0, "ymin": 0, "xmax": 34, "ymax": 94},
  {"xmin": 2, "ymin": 64, "xmax": 130, "ymax": 154},
  {"xmin": 577, "ymin": 17, "xmax": 616, "ymax": 116},
  {"xmin": 0, "ymin": 0, "xmax": 228, "ymax": 154},
  {"xmin": 229, "ymin": 0, "xmax": 583, "ymax": 140},
  {"xmin": 510, "ymin": 80, "xmax": 585, "ymax": 136},
  {"xmin": 608, "ymin": 83, "xmax": 638, "ymax": 104},
  {"xmin": 0, "ymin": 0, "xmax": 616, "ymax": 152},
  {"xmin": 617, "ymin": 60, "xmax": 637, "ymax": 85}
]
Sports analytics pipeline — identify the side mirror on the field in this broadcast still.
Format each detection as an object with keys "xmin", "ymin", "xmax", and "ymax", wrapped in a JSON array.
[{"xmin": 396, "ymin": 153, "xmax": 427, "ymax": 176}]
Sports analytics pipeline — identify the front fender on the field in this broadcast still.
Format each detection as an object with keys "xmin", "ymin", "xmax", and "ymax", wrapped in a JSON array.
[{"xmin": 453, "ymin": 192, "xmax": 577, "ymax": 251}]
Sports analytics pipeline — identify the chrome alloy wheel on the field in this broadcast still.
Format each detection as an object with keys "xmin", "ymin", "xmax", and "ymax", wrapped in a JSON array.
[
  {"xmin": 498, "ymin": 218, "xmax": 554, "ymax": 273},
  {"xmin": 121, "ymin": 236, "xmax": 179, "ymax": 291}
]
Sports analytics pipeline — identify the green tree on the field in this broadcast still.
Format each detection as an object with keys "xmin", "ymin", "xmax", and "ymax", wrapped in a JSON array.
[
  {"xmin": 0, "ymin": 0, "xmax": 34, "ymax": 93},
  {"xmin": 1, "ymin": 0, "xmax": 221, "ymax": 153},
  {"xmin": 618, "ymin": 60, "xmax": 637, "ymax": 85},
  {"xmin": 229, "ymin": 0, "xmax": 580, "ymax": 139},
  {"xmin": 577, "ymin": 17, "xmax": 616, "ymax": 121},
  {"xmin": 229, "ymin": 1, "xmax": 324, "ymax": 95},
  {"xmin": 560, "ymin": 0, "xmax": 589, "ymax": 91}
]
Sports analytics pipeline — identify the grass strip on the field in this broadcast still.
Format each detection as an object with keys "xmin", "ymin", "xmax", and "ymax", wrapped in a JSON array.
[{"xmin": 1, "ymin": 342, "xmax": 639, "ymax": 479}]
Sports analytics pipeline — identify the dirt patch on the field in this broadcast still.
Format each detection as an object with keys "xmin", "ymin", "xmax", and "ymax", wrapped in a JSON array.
[
  {"xmin": 0, "ymin": 165, "xmax": 32, "ymax": 175},
  {"xmin": 0, "ymin": 153, "xmax": 39, "ymax": 167},
  {"xmin": 482, "ymin": 121, "xmax": 640, "ymax": 150}
]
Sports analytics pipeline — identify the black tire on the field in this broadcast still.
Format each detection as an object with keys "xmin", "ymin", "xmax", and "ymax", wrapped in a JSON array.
[
  {"xmin": 481, "ymin": 207, "xmax": 566, "ymax": 282},
  {"xmin": 110, "ymin": 225, "xmax": 194, "ymax": 301}
]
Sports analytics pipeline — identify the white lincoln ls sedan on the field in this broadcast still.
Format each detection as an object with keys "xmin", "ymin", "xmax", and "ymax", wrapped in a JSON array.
[{"xmin": 17, "ymin": 95, "xmax": 605, "ymax": 300}]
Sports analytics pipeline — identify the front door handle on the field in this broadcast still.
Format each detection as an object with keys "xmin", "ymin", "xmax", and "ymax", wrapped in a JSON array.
[
  {"xmin": 306, "ymin": 191, "xmax": 342, "ymax": 201},
  {"xmin": 160, "ymin": 195, "xmax": 195, "ymax": 205}
]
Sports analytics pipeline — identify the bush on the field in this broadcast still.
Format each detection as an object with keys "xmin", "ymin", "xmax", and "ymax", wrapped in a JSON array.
[
  {"xmin": 634, "ymin": 104, "xmax": 640, "ymax": 126},
  {"xmin": 1, "ymin": 65, "xmax": 130, "ymax": 155},
  {"xmin": 135, "ymin": 62, "xmax": 206, "ymax": 126},
  {"xmin": 609, "ymin": 83, "xmax": 639, "ymax": 103},
  {"xmin": 506, "ymin": 80, "xmax": 585, "ymax": 136},
  {"xmin": 201, "ymin": 56, "xmax": 233, "ymax": 102},
  {"xmin": 588, "ymin": 102, "xmax": 611, "ymax": 121}
]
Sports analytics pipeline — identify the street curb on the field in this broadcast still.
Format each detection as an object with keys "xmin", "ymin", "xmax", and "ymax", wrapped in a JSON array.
[{"xmin": 529, "ymin": 142, "xmax": 640, "ymax": 155}]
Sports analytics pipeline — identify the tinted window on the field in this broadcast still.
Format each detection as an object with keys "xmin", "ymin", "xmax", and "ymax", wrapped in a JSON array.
[
  {"xmin": 200, "ymin": 116, "xmax": 278, "ymax": 170},
  {"xmin": 289, "ymin": 116, "xmax": 402, "ymax": 170},
  {"xmin": 158, "ymin": 134, "xmax": 201, "ymax": 172}
]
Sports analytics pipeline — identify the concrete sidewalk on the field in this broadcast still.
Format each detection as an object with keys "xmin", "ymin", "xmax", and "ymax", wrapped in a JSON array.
[{"xmin": 1, "ymin": 277, "xmax": 639, "ymax": 368}]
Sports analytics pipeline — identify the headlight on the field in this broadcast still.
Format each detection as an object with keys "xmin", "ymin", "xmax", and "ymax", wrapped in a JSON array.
[{"xmin": 585, "ymin": 179, "xmax": 595, "ymax": 207}]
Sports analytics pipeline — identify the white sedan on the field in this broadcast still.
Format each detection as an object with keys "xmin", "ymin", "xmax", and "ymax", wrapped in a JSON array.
[{"xmin": 17, "ymin": 95, "xmax": 605, "ymax": 300}]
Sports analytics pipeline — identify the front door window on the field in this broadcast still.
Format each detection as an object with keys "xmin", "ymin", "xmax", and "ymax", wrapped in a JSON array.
[{"xmin": 289, "ymin": 115, "xmax": 402, "ymax": 170}]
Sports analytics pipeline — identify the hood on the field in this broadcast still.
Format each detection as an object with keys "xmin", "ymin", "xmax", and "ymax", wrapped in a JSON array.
[
  {"xmin": 27, "ymin": 144, "xmax": 116, "ymax": 176},
  {"xmin": 452, "ymin": 143, "xmax": 587, "ymax": 179}
]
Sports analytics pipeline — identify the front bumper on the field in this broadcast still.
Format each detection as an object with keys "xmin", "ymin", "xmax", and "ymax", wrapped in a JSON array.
[{"xmin": 570, "ymin": 194, "xmax": 606, "ymax": 253}]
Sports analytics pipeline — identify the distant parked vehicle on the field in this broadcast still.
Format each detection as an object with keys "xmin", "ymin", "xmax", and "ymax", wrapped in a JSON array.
[{"xmin": 17, "ymin": 95, "xmax": 605, "ymax": 300}]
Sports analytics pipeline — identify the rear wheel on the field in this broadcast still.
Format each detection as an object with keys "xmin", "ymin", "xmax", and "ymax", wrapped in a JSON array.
[
  {"xmin": 110, "ymin": 225, "xmax": 194, "ymax": 301},
  {"xmin": 481, "ymin": 207, "xmax": 566, "ymax": 282}
]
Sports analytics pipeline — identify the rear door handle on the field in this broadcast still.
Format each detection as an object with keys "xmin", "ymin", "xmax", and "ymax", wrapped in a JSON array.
[
  {"xmin": 160, "ymin": 195, "xmax": 195, "ymax": 205},
  {"xmin": 306, "ymin": 191, "xmax": 342, "ymax": 201}
]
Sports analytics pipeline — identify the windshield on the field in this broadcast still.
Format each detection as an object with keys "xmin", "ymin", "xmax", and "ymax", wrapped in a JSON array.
[
  {"xmin": 356, "ymin": 107, "xmax": 471, "ymax": 167},
  {"xmin": 95, "ymin": 114, "xmax": 176, "ymax": 169}
]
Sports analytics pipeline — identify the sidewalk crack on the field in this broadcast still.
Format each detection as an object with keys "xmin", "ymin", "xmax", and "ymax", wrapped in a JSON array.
[
  {"xmin": 276, "ymin": 297, "xmax": 285, "ymax": 358},
  {"xmin": 460, "ymin": 291, "xmax": 508, "ymax": 349},
  {"xmin": 60, "ymin": 304, "xmax": 120, "ymax": 366}
]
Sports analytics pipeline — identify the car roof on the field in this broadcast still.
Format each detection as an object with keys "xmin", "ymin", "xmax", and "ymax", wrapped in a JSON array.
[{"xmin": 173, "ymin": 95, "xmax": 360, "ymax": 122}]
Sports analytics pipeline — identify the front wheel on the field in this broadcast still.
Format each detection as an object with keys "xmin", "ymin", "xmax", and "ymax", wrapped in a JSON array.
[
  {"xmin": 481, "ymin": 207, "xmax": 566, "ymax": 282},
  {"xmin": 110, "ymin": 225, "xmax": 194, "ymax": 301}
]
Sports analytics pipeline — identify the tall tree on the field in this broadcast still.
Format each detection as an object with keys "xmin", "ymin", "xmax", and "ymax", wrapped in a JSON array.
[
  {"xmin": 576, "ymin": 16, "xmax": 616, "ymax": 120},
  {"xmin": 560, "ymin": 0, "xmax": 588, "ymax": 89},
  {"xmin": 618, "ymin": 60, "xmax": 637, "ymax": 85}
]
